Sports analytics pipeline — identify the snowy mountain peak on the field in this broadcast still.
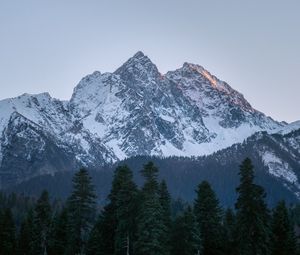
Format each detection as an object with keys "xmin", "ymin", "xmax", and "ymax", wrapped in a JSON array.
[
  {"xmin": 0, "ymin": 52, "xmax": 291, "ymax": 188},
  {"xmin": 114, "ymin": 51, "xmax": 160, "ymax": 83}
]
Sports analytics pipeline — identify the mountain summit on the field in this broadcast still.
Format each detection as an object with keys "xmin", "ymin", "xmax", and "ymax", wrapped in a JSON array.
[{"xmin": 0, "ymin": 51, "xmax": 288, "ymax": 187}]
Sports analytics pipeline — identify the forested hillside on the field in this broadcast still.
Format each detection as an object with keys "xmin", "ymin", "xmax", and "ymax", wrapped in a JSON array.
[{"xmin": 1, "ymin": 159, "xmax": 300, "ymax": 255}]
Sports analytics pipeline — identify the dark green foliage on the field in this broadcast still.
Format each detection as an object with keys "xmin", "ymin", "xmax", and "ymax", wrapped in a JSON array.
[
  {"xmin": 223, "ymin": 208, "xmax": 237, "ymax": 255},
  {"xmin": 86, "ymin": 215, "xmax": 104, "ymax": 255},
  {"xmin": 0, "ymin": 192, "xmax": 35, "ymax": 228},
  {"xmin": 159, "ymin": 180, "xmax": 172, "ymax": 254},
  {"xmin": 194, "ymin": 180, "xmax": 224, "ymax": 255},
  {"xmin": 135, "ymin": 161, "xmax": 167, "ymax": 255},
  {"xmin": 170, "ymin": 206, "xmax": 201, "ymax": 255},
  {"xmin": 86, "ymin": 165, "xmax": 138, "ymax": 255},
  {"xmin": 114, "ymin": 165, "xmax": 138, "ymax": 255},
  {"xmin": 48, "ymin": 207, "xmax": 68, "ymax": 255},
  {"xmin": 270, "ymin": 200, "xmax": 297, "ymax": 255},
  {"xmin": 171, "ymin": 198, "xmax": 189, "ymax": 218},
  {"xmin": 30, "ymin": 190, "xmax": 52, "ymax": 255},
  {"xmin": 235, "ymin": 158, "xmax": 270, "ymax": 255},
  {"xmin": 66, "ymin": 168, "xmax": 96, "ymax": 255},
  {"xmin": 17, "ymin": 209, "xmax": 33, "ymax": 255},
  {"xmin": 1, "ymin": 160, "xmax": 300, "ymax": 255},
  {"xmin": 0, "ymin": 208, "xmax": 16, "ymax": 254}
]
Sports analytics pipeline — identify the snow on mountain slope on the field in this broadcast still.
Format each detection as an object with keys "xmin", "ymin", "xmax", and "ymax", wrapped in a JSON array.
[
  {"xmin": 0, "ymin": 51, "xmax": 290, "ymax": 187},
  {"xmin": 275, "ymin": 120, "xmax": 300, "ymax": 135},
  {"xmin": 260, "ymin": 150, "xmax": 298, "ymax": 185},
  {"xmin": 69, "ymin": 51, "xmax": 283, "ymax": 158}
]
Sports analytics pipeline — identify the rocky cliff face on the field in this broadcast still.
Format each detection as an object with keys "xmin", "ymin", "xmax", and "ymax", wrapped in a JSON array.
[{"xmin": 0, "ymin": 51, "xmax": 288, "ymax": 188}]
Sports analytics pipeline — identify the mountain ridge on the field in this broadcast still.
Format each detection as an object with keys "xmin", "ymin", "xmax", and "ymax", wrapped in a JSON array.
[{"xmin": 0, "ymin": 51, "xmax": 297, "ymax": 190}]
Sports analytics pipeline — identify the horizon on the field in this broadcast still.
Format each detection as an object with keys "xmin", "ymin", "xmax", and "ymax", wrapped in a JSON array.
[{"xmin": 1, "ymin": 0, "xmax": 299, "ymax": 122}]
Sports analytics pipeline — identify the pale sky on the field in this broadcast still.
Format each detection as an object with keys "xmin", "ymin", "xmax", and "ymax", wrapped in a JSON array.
[{"xmin": 0, "ymin": 0, "xmax": 299, "ymax": 122}]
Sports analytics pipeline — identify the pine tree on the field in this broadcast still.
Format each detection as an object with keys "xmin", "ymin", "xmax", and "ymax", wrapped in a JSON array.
[
  {"xmin": 158, "ymin": 180, "xmax": 172, "ymax": 255},
  {"xmin": 66, "ymin": 168, "xmax": 96, "ymax": 255},
  {"xmin": 235, "ymin": 158, "xmax": 270, "ymax": 255},
  {"xmin": 223, "ymin": 208, "xmax": 237, "ymax": 255},
  {"xmin": 48, "ymin": 207, "xmax": 68, "ymax": 255},
  {"xmin": 17, "ymin": 209, "xmax": 33, "ymax": 255},
  {"xmin": 270, "ymin": 200, "xmax": 297, "ymax": 255},
  {"xmin": 170, "ymin": 206, "xmax": 202, "ymax": 255},
  {"xmin": 0, "ymin": 208, "xmax": 16, "ymax": 255},
  {"xmin": 194, "ymin": 180, "xmax": 224, "ymax": 255},
  {"xmin": 86, "ymin": 215, "xmax": 104, "ymax": 255},
  {"xmin": 134, "ymin": 161, "xmax": 166, "ymax": 255},
  {"xmin": 30, "ymin": 190, "xmax": 52, "ymax": 255},
  {"xmin": 86, "ymin": 165, "xmax": 138, "ymax": 255},
  {"xmin": 114, "ymin": 165, "xmax": 138, "ymax": 255}
]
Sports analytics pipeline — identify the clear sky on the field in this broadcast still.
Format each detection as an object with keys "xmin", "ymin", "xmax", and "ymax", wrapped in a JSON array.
[{"xmin": 0, "ymin": 0, "xmax": 299, "ymax": 122}]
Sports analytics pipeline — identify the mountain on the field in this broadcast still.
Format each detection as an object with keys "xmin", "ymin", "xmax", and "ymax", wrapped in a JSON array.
[
  {"xmin": 0, "ymin": 51, "xmax": 294, "ymax": 191},
  {"xmin": 8, "ymin": 122, "xmax": 300, "ymax": 207}
]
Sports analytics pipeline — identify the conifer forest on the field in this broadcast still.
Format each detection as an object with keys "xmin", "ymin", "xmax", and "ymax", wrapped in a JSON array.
[{"xmin": 1, "ymin": 158, "xmax": 300, "ymax": 255}]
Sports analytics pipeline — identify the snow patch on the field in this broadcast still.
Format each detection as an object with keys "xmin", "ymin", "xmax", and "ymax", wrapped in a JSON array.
[{"xmin": 261, "ymin": 151, "xmax": 298, "ymax": 184}]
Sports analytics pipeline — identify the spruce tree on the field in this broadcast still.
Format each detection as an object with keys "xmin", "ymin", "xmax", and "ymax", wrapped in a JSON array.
[
  {"xmin": 66, "ymin": 168, "xmax": 96, "ymax": 255},
  {"xmin": 270, "ymin": 200, "xmax": 297, "ymax": 255},
  {"xmin": 223, "ymin": 208, "xmax": 237, "ymax": 255},
  {"xmin": 86, "ymin": 165, "xmax": 138, "ymax": 255},
  {"xmin": 170, "ymin": 206, "xmax": 202, "ymax": 255},
  {"xmin": 158, "ymin": 180, "xmax": 172, "ymax": 255},
  {"xmin": 0, "ymin": 208, "xmax": 16, "ymax": 254},
  {"xmin": 30, "ymin": 190, "xmax": 52, "ymax": 255},
  {"xmin": 18, "ymin": 209, "xmax": 33, "ymax": 255},
  {"xmin": 194, "ymin": 180, "xmax": 224, "ymax": 255},
  {"xmin": 235, "ymin": 158, "xmax": 270, "ymax": 255},
  {"xmin": 86, "ymin": 215, "xmax": 104, "ymax": 255},
  {"xmin": 48, "ymin": 207, "xmax": 68, "ymax": 255},
  {"xmin": 114, "ymin": 165, "xmax": 138, "ymax": 255},
  {"xmin": 135, "ymin": 161, "xmax": 166, "ymax": 255}
]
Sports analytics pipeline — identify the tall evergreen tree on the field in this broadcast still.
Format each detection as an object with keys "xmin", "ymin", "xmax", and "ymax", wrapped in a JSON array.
[
  {"xmin": 194, "ymin": 180, "xmax": 224, "ymax": 255},
  {"xmin": 66, "ymin": 168, "xmax": 96, "ymax": 255},
  {"xmin": 91, "ymin": 203, "xmax": 116, "ymax": 255},
  {"xmin": 235, "ymin": 158, "xmax": 270, "ymax": 255},
  {"xmin": 0, "ymin": 208, "xmax": 16, "ymax": 255},
  {"xmin": 30, "ymin": 190, "xmax": 52, "ymax": 255},
  {"xmin": 270, "ymin": 200, "xmax": 297, "ymax": 255},
  {"xmin": 114, "ymin": 165, "xmax": 138, "ymax": 255},
  {"xmin": 223, "ymin": 208, "xmax": 237, "ymax": 255},
  {"xmin": 87, "ymin": 165, "xmax": 138, "ymax": 255},
  {"xmin": 158, "ymin": 180, "xmax": 172, "ymax": 255},
  {"xmin": 170, "ymin": 206, "xmax": 202, "ymax": 255},
  {"xmin": 86, "ymin": 215, "xmax": 104, "ymax": 255},
  {"xmin": 135, "ymin": 161, "xmax": 166, "ymax": 255},
  {"xmin": 17, "ymin": 209, "xmax": 34, "ymax": 255},
  {"xmin": 48, "ymin": 207, "xmax": 68, "ymax": 255}
]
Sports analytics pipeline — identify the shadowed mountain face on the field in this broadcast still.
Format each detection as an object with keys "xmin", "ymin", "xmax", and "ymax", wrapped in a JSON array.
[
  {"xmin": 8, "ymin": 125, "xmax": 300, "ymax": 207},
  {"xmin": 0, "ymin": 51, "xmax": 296, "ymax": 195}
]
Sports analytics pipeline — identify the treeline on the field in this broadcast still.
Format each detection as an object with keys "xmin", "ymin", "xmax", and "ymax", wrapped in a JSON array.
[{"xmin": 0, "ymin": 158, "xmax": 299, "ymax": 255}]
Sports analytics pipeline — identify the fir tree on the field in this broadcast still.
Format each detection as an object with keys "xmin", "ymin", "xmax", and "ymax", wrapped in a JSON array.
[
  {"xmin": 194, "ymin": 180, "xmax": 224, "ymax": 255},
  {"xmin": 223, "ymin": 208, "xmax": 237, "ymax": 255},
  {"xmin": 235, "ymin": 158, "xmax": 270, "ymax": 255},
  {"xmin": 17, "ymin": 209, "xmax": 33, "ymax": 255},
  {"xmin": 30, "ymin": 190, "xmax": 52, "ymax": 255},
  {"xmin": 170, "ymin": 206, "xmax": 202, "ymax": 255},
  {"xmin": 270, "ymin": 200, "xmax": 297, "ymax": 255},
  {"xmin": 158, "ymin": 180, "xmax": 172, "ymax": 255},
  {"xmin": 86, "ymin": 165, "xmax": 137, "ymax": 255},
  {"xmin": 134, "ymin": 161, "xmax": 166, "ymax": 255},
  {"xmin": 48, "ymin": 207, "xmax": 68, "ymax": 255},
  {"xmin": 0, "ymin": 208, "xmax": 16, "ymax": 255},
  {"xmin": 86, "ymin": 215, "xmax": 104, "ymax": 255},
  {"xmin": 66, "ymin": 168, "xmax": 96, "ymax": 255},
  {"xmin": 114, "ymin": 165, "xmax": 138, "ymax": 255}
]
